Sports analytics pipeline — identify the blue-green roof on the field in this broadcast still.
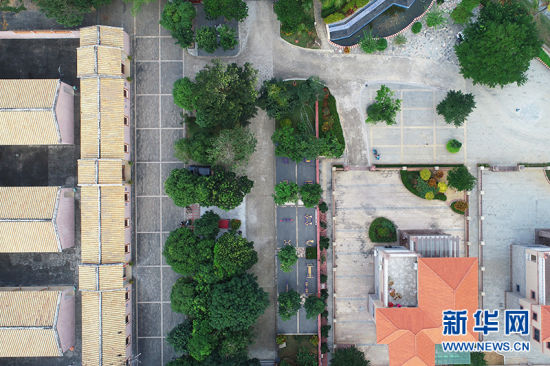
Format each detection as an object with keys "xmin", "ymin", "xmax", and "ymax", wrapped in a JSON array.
[{"xmin": 435, "ymin": 344, "xmax": 471, "ymax": 365}]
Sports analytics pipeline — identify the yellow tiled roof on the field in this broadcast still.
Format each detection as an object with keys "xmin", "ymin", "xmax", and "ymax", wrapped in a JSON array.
[
  {"xmin": 0, "ymin": 329, "xmax": 60, "ymax": 357},
  {"xmin": 79, "ymin": 264, "xmax": 125, "ymax": 291},
  {"xmin": 0, "ymin": 187, "xmax": 58, "ymax": 219},
  {"xmin": 78, "ymin": 160, "xmax": 124, "ymax": 185},
  {"xmin": 0, "ymin": 290, "xmax": 58, "ymax": 326},
  {"xmin": 0, "ymin": 221, "xmax": 59, "ymax": 252},
  {"xmin": 79, "ymin": 77, "xmax": 125, "ymax": 159},
  {"xmin": 81, "ymin": 290, "xmax": 128, "ymax": 366},
  {"xmin": 0, "ymin": 79, "xmax": 58, "ymax": 108},
  {"xmin": 0, "ymin": 290, "xmax": 62, "ymax": 357},
  {"xmin": 77, "ymin": 46, "xmax": 124, "ymax": 77},
  {"xmin": 80, "ymin": 25, "xmax": 125, "ymax": 48},
  {"xmin": 0, "ymin": 110, "xmax": 59, "ymax": 145},
  {"xmin": 80, "ymin": 186, "xmax": 126, "ymax": 264}
]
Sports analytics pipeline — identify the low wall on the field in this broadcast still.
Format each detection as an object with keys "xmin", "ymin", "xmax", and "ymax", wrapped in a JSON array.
[{"xmin": 0, "ymin": 30, "xmax": 80, "ymax": 39}]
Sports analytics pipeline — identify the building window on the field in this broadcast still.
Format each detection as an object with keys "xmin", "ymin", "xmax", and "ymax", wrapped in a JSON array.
[
  {"xmin": 124, "ymin": 218, "xmax": 130, "ymax": 228},
  {"xmin": 547, "ymin": 342, "xmax": 550, "ymax": 349},
  {"xmin": 534, "ymin": 327, "xmax": 540, "ymax": 342},
  {"xmin": 126, "ymin": 315, "xmax": 130, "ymax": 324},
  {"xmin": 126, "ymin": 335, "xmax": 131, "ymax": 346},
  {"xmin": 533, "ymin": 312, "xmax": 538, "ymax": 321},
  {"xmin": 516, "ymin": 284, "xmax": 520, "ymax": 292},
  {"xmin": 123, "ymin": 88, "xmax": 129, "ymax": 99},
  {"xmin": 124, "ymin": 144, "xmax": 129, "ymax": 153},
  {"xmin": 125, "ymin": 243, "xmax": 130, "ymax": 254},
  {"xmin": 121, "ymin": 63, "xmax": 125, "ymax": 74},
  {"xmin": 125, "ymin": 290, "xmax": 130, "ymax": 301},
  {"xmin": 532, "ymin": 290, "xmax": 536, "ymax": 299},
  {"xmin": 124, "ymin": 192, "xmax": 130, "ymax": 202},
  {"xmin": 124, "ymin": 116, "xmax": 129, "ymax": 126},
  {"xmin": 531, "ymin": 254, "xmax": 537, "ymax": 262},
  {"xmin": 520, "ymin": 305, "xmax": 524, "ymax": 310}
]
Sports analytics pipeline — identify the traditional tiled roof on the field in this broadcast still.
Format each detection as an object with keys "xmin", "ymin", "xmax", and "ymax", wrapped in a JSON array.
[
  {"xmin": 77, "ymin": 45, "xmax": 125, "ymax": 77},
  {"xmin": 79, "ymin": 264, "xmax": 125, "ymax": 291},
  {"xmin": 80, "ymin": 25, "xmax": 126, "ymax": 48},
  {"xmin": 78, "ymin": 159, "xmax": 123, "ymax": 185},
  {"xmin": 0, "ymin": 290, "xmax": 62, "ymax": 357},
  {"xmin": 0, "ymin": 79, "xmax": 62, "ymax": 145},
  {"xmin": 80, "ymin": 186, "xmax": 126, "ymax": 264},
  {"xmin": 376, "ymin": 257, "xmax": 479, "ymax": 366},
  {"xmin": 541, "ymin": 306, "xmax": 550, "ymax": 343},
  {"xmin": 0, "ymin": 187, "xmax": 61, "ymax": 252},
  {"xmin": 81, "ymin": 291, "xmax": 128, "ymax": 366}
]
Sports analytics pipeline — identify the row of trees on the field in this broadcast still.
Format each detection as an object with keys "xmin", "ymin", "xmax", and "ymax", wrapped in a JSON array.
[
  {"xmin": 164, "ymin": 211, "xmax": 268, "ymax": 365},
  {"xmin": 273, "ymin": 181, "xmax": 323, "ymax": 207}
]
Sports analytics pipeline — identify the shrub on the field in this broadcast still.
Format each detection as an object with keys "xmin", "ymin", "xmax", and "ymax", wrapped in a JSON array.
[
  {"xmin": 320, "ymin": 221, "xmax": 327, "ymax": 229},
  {"xmin": 411, "ymin": 21, "xmax": 422, "ymax": 33},
  {"xmin": 278, "ymin": 245, "xmax": 298, "ymax": 272},
  {"xmin": 447, "ymin": 165, "xmax": 476, "ymax": 191},
  {"xmin": 447, "ymin": 139, "xmax": 462, "ymax": 153},
  {"xmin": 203, "ymin": 0, "xmax": 248, "ymax": 21},
  {"xmin": 274, "ymin": 0, "xmax": 309, "ymax": 33},
  {"xmin": 420, "ymin": 168, "xmax": 431, "ymax": 181},
  {"xmin": 319, "ymin": 201, "xmax": 328, "ymax": 213},
  {"xmin": 297, "ymin": 347, "xmax": 318, "ymax": 366},
  {"xmin": 434, "ymin": 170, "xmax": 444, "ymax": 179},
  {"xmin": 320, "ymin": 236, "xmax": 330, "ymax": 250},
  {"xmin": 453, "ymin": 200, "xmax": 468, "ymax": 212},
  {"xmin": 437, "ymin": 90, "xmax": 476, "ymax": 127},
  {"xmin": 321, "ymin": 289, "xmax": 329, "ymax": 301},
  {"xmin": 321, "ymin": 309, "xmax": 328, "ymax": 318},
  {"xmin": 278, "ymin": 290, "xmax": 301, "ymax": 320},
  {"xmin": 368, "ymin": 217, "xmax": 397, "ymax": 243},
  {"xmin": 321, "ymin": 324, "xmax": 331, "ymax": 337},
  {"xmin": 360, "ymin": 30, "xmax": 377, "ymax": 54},
  {"xmin": 310, "ymin": 335, "xmax": 319, "ymax": 346},
  {"xmin": 196, "ymin": 26, "xmax": 218, "ymax": 53},
  {"xmin": 300, "ymin": 183, "xmax": 323, "ymax": 208},
  {"xmin": 324, "ymin": 12, "xmax": 346, "ymax": 23},
  {"xmin": 321, "ymin": 343, "xmax": 329, "ymax": 354},
  {"xmin": 276, "ymin": 335, "xmax": 287, "ymax": 345},
  {"xmin": 332, "ymin": 346, "xmax": 370, "ymax": 366},
  {"xmin": 306, "ymin": 246, "xmax": 317, "ymax": 260},
  {"xmin": 428, "ymin": 177, "xmax": 437, "ymax": 187},
  {"xmin": 273, "ymin": 181, "xmax": 299, "ymax": 205},
  {"xmin": 160, "ymin": 0, "xmax": 196, "ymax": 48},
  {"xmin": 437, "ymin": 182, "xmax": 448, "ymax": 193},
  {"xmin": 218, "ymin": 24, "xmax": 238, "ymax": 50},
  {"xmin": 173, "ymin": 77, "xmax": 196, "ymax": 110},
  {"xmin": 426, "ymin": 6, "xmax": 446, "ymax": 28},
  {"xmin": 393, "ymin": 34, "xmax": 407, "ymax": 45},
  {"xmin": 435, "ymin": 193, "xmax": 447, "ymax": 201},
  {"xmin": 376, "ymin": 38, "xmax": 388, "ymax": 51},
  {"xmin": 304, "ymin": 295, "xmax": 325, "ymax": 319},
  {"xmin": 425, "ymin": 191, "xmax": 435, "ymax": 200},
  {"xmin": 366, "ymin": 85, "xmax": 401, "ymax": 125},
  {"xmin": 230, "ymin": 219, "xmax": 241, "ymax": 231},
  {"xmin": 321, "ymin": 274, "xmax": 327, "ymax": 283},
  {"xmin": 450, "ymin": 3, "xmax": 473, "ymax": 24}
]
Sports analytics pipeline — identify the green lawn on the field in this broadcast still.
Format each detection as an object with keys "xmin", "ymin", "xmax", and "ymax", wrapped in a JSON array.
[{"xmin": 539, "ymin": 48, "xmax": 550, "ymax": 68}]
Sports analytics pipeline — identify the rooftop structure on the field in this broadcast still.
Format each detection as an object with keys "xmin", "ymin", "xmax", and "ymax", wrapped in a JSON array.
[
  {"xmin": 77, "ymin": 25, "xmax": 133, "ymax": 366},
  {"xmin": 0, "ymin": 287, "xmax": 75, "ymax": 357},
  {"xmin": 400, "ymin": 230, "xmax": 460, "ymax": 257},
  {"xmin": 0, "ymin": 186, "xmax": 74, "ymax": 252},
  {"xmin": 0, "ymin": 79, "xmax": 74, "ymax": 145},
  {"xmin": 375, "ymin": 257, "xmax": 478, "ymax": 366}
]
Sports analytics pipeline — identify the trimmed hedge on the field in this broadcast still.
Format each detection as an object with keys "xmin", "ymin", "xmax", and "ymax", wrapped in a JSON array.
[
  {"xmin": 368, "ymin": 217, "xmax": 397, "ymax": 243},
  {"xmin": 306, "ymin": 246, "xmax": 317, "ymax": 260},
  {"xmin": 451, "ymin": 201, "xmax": 466, "ymax": 215},
  {"xmin": 324, "ymin": 12, "xmax": 346, "ymax": 23},
  {"xmin": 411, "ymin": 21, "xmax": 422, "ymax": 33}
]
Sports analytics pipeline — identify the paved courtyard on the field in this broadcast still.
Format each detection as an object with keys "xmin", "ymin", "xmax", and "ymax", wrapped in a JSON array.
[
  {"xmin": 364, "ymin": 83, "xmax": 466, "ymax": 165},
  {"xmin": 332, "ymin": 169, "xmax": 465, "ymax": 365}
]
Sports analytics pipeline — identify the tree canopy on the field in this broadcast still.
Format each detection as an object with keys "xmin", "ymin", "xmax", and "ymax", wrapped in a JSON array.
[
  {"xmin": 33, "ymin": 0, "xmax": 111, "ymax": 27},
  {"xmin": 207, "ymin": 126, "xmax": 257, "ymax": 172},
  {"xmin": 278, "ymin": 290, "xmax": 301, "ymax": 320},
  {"xmin": 167, "ymin": 319, "xmax": 193, "ymax": 354},
  {"xmin": 273, "ymin": 181, "xmax": 299, "ymax": 205},
  {"xmin": 454, "ymin": 1, "xmax": 541, "ymax": 87},
  {"xmin": 278, "ymin": 244, "xmax": 298, "ymax": 272},
  {"xmin": 273, "ymin": 0, "xmax": 310, "ymax": 33},
  {"xmin": 366, "ymin": 85, "xmax": 401, "ymax": 125},
  {"xmin": 193, "ymin": 210, "xmax": 220, "ymax": 240},
  {"xmin": 209, "ymin": 273, "xmax": 269, "ymax": 330},
  {"xmin": 331, "ymin": 346, "xmax": 370, "ymax": 366},
  {"xmin": 214, "ymin": 233, "xmax": 258, "ymax": 279},
  {"xmin": 299, "ymin": 183, "xmax": 323, "ymax": 208},
  {"xmin": 304, "ymin": 295, "xmax": 325, "ymax": 319},
  {"xmin": 203, "ymin": 0, "xmax": 248, "ymax": 21},
  {"xmin": 160, "ymin": 0, "xmax": 196, "ymax": 48},
  {"xmin": 447, "ymin": 165, "xmax": 476, "ymax": 192},
  {"xmin": 436, "ymin": 90, "xmax": 476, "ymax": 127}
]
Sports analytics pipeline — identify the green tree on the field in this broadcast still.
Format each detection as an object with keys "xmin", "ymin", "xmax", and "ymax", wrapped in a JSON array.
[
  {"xmin": 278, "ymin": 245, "xmax": 298, "ymax": 272},
  {"xmin": 188, "ymin": 319, "xmax": 218, "ymax": 361},
  {"xmin": 205, "ymin": 171, "xmax": 254, "ymax": 210},
  {"xmin": 203, "ymin": 0, "xmax": 248, "ymax": 21},
  {"xmin": 331, "ymin": 346, "xmax": 370, "ymax": 366},
  {"xmin": 454, "ymin": 1, "xmax": 541, "ymax": 87},
  {"xmin": 278, "ymin": 290, "xmax": 301, "ymax": 320},
  {"xmin": 163, "ymin": 227, "xmax": 219, "ymax": 282},
  {"xmin": 171, "ymin": 278, "xmax": 197, "ymax": 315},
  {"xmin": 447, "ymin": 165, "xmax": 476, "ymax": 191},
  {"xmin": 297, "ymin": 347, "xmax": 318, "ymax": 366},
  {"xmin": 366, "ymin": 85, "xmax": 401, "ymax": 125},
  {"xmin": 194, "ymin": 210, "xmax": 220, "ymax": 239},
  {"xmin": 209, "ymin": 274, "xmax": 269, "ymax": 330},
  {"xmin": 214, "ymin": 232, "xmax": 258, "ymax": 278},
  {"xmin": 196, "ymin": 26, "xmax": 219, "ymax": 53},
  {"xmin": 257, "ymin": 79, "xmax": 298, "ymax": 119},
  {"xmin": 160, "ymin": 0, "xmax": 196, "ymax": 48},
  {"xmin": 207, "ymin": 126, "xmax": 257, "ymax": 172},
  {"xmin": 272, "ymin": 126, "xmax": 320, "ymax": 162},
  {"xmin": 304, "ymin": 295, "xmax": 325, "ymax": 319},
  {"xmin": 173, "ymin": 77, "xmax": 196, "ymax": 110},
  {"xmin": 165, "ymin": 168, "xmax": 208, "ymax": 208},
  {"xmin": 0, "ymin": 0, "xmax": 25, "ymax": 12},
  {"xmin": 299, "ymin": 183, "xmax": 323, "ymax": 208},
  {"xmin": 167, "ymin": 319, "xmax": 193, "ymax": 354},
  {"xmin": 218, "ymin": 24, "xmax": 238, "ymax": 50},
  {"xmin": 273, "ymin": 181, "xmax": 299, "ymax": 205},
  {"xmin": 219, "ymin": 330, "xmax": 252, "ymax": 358},
  {"xmin": 33, "ymin": 0, "xmax": 110, "ymax": 27},
  {"xmin": 436, "ymin": 90, "xmax": 476, "ymax": 127},
  {"xmin": 174, "ymin": 133, "xmax": 213, "ymax": 165},
  {"xmin": 190, "ymin": 61, "xmax": 258, "ymax": 129},
  {"xmin": 274, "ymin": 0, "xmax": 309, "ymax": 33}
]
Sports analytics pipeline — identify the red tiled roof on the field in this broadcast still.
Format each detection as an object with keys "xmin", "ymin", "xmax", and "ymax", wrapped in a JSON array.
[
  {"xmin": 376, "ymin": 257, "xmax": 479, "ymax": 366},
  {"xmin": 540, "ymin": 305, "xmax": 550, "ymax": 343}
]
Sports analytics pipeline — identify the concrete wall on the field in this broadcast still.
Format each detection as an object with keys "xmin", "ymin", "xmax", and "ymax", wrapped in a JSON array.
[
  {"xmin": 56, "ymin": 289, "xmax": 75, "ymax": 352},
  {"xmin": 526, "ymin": 248, "xmax": 540, "ymax": 303},
  {"xmin": 124, "ymin": 79, "xmax": 131, "ymax": 161},
  {"xmin": 57, "ymin": 188, "xmax": 75, "ymax": 249},
  {"xmin": 124, "ymin": 184, "xmax": 131, "ymax": 262},
  {"xmin": 55, "ymin": 82, "xmax": 75, "ymax": 144},
  {"xmin": 125, "ymin": 284, "xmax": 132, "ymax": 359},
  {"xmin": 511, "ymin": 245, "xmax": 527, "ymax": 298}
]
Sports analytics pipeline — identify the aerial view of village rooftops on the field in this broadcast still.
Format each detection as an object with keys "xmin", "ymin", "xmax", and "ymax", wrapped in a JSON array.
[{"xmin": 0, "ymin": 0, "xmax": 549, "ymax": 365}]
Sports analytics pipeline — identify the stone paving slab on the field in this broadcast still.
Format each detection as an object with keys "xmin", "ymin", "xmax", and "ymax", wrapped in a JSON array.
[{"xmin": 136, "ymin": 96, "xmax": 160, "ymax": 128}]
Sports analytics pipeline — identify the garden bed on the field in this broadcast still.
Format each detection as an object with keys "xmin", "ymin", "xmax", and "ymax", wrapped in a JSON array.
[
  {"xmin": 400, "ymin": 169, "xmax": 447, "ymax": 201},
  {"xmin": 368, "ymin": 217, "xmax": 397, "ymax": 242},
  {"xmin": 322, "ymin": 0, "xmax": 369, "ymax": 24},
  {"xmin": 280, "ymin": 0, "xmax": 320, "ymax": 49},
  {"xmin": 450, "ymin": 201, "xmax": 466, "ymax": 215},
  {"xmin": 278, "ymin": 335, "xmax": 318, "ymax": 365}
]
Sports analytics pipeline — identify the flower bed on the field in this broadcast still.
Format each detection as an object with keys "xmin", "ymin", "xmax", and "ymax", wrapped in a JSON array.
[
  {"xmin": 450, "ymin": 200, "xmax": 467, "ymax": 215},
  {"xmin": 400, "ymin": 169, "xmax": 447, "ymax": 201}
]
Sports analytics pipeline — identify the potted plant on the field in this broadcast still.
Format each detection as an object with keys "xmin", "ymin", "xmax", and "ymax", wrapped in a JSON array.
[{"xmin": 276, "ymin": 335, "xmax": 287, "ymax": 348}]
